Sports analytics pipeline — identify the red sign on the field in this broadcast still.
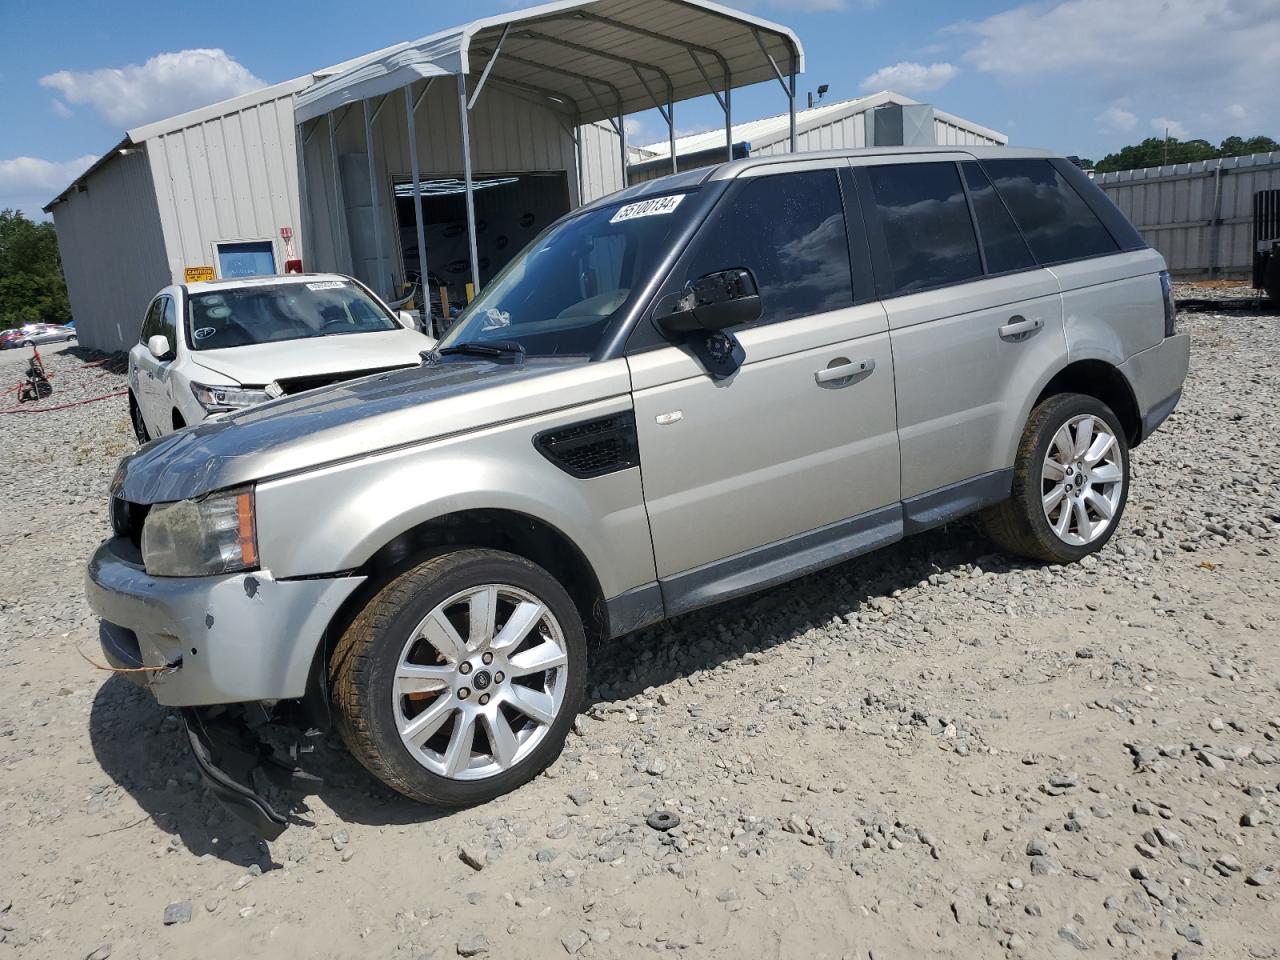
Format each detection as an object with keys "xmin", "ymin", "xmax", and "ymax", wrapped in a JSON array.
[{"xmin": 279, "ymin": 226, "xmax": 293, "ymax": 240}]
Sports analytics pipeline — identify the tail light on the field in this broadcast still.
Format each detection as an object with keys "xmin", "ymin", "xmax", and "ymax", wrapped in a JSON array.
[{"xmin": 1159, "ymin": 270, "xmax": 1178, "ymax": 337}]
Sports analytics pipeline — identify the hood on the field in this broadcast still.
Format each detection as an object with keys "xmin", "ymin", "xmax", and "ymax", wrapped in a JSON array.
[
  {"xmin": 187, "ymin": 328, "xmax": 431, "ymax": 386},
  {"xmin": 116, "ymin": 355, "xmax": 631, "ymax": 504}
]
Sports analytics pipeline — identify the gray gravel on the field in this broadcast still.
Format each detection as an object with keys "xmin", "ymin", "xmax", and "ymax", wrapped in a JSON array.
[{"xmin": 1, "ymin": 308, "xmax": 1279, "ymax": 958}]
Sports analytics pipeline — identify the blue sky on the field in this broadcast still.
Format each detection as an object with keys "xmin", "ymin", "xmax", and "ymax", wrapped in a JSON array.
[{"xmin": 2, "ymin": 0, "xmax": 1277, "ymax": 218}]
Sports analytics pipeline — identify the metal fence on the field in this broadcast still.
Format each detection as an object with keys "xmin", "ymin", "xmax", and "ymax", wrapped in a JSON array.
[{"xmin": 1091, "ymin": 151, "xmax": 1280, "ymax": 280}]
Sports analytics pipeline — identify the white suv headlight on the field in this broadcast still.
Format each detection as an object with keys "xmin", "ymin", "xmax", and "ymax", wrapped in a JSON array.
[
  {"xmin": 190, "ymin": 381, "xmax": 269, "ymax": 412},
  {"xmin": 141, "ymin": 487, "xmax": 259, "ymax": 577}
]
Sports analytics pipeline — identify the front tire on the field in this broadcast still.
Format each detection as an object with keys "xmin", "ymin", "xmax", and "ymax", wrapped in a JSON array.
[
  {"xmin": 983, "ymin": 393, "xmax": 1130, "ymax": 564},
  {"xmin": 330, "ymin": 549, "xmax": 586, "ymax": 807},
  {"xmin": 128, "ymin": 393, "xmax": 150, "ymax": 443}
]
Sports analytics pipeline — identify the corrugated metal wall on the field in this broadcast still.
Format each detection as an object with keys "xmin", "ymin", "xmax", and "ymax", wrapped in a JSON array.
[
  {"xmin": 933, "ymin": 115, "xmax": 1002, "ymax": 146},
  {"xmin": 48, "ymin": 149, "xmax": 170, "ymax": 353},
  {"xmin": 1093, "ymin": 152, "xmax": 1280, "ymax": 278},
  {"xmin": 146, "ymin": 92, "xmax": 304, "ymax": 281},
  {"xmin": 300, "ymin": 81, "xmax": 617, "ymax": 294}
]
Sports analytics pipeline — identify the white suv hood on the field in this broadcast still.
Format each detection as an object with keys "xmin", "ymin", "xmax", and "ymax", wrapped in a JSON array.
[{"xmin": 187, "ymin": 328, "xmax": 432, "ymax": 386}]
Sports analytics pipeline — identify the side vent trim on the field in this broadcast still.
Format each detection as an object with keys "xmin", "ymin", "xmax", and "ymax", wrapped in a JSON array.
[{"xmin": 534, "ymin": 412, "xmax": 639, "ymax": 479}]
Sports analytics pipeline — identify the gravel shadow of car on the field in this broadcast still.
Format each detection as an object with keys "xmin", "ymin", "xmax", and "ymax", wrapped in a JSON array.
[{"xmin": 89, "ymin": 519, "xmax": 1028, "ymax": 855}]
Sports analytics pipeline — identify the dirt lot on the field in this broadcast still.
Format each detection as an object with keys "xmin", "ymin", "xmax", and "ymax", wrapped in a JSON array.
[{"xmin": 1, "ymin": 303, "xmax": 1278, "ymax": 960}]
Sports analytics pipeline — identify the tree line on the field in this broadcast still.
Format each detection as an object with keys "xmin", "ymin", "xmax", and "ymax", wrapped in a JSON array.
[
  {"xmin": 0, "ymin": 209, "xmax": 72, "ymax": 331},
  {"xmin": 1084, "ymin": 135, "xmax": 1279, "ymax": 173}
]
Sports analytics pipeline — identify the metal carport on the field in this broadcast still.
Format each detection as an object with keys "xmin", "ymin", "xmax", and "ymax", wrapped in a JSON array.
[{"xmin": 293, "ymin": 0, "xmax": 804, "ymax": 313}]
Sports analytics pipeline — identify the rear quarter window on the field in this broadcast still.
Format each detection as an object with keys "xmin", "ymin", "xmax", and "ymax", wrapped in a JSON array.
[{"xmin": 982, "ymin": 158, "xmax": 1119, "ymax": 265}]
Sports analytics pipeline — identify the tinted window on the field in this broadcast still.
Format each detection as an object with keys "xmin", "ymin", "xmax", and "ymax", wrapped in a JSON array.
[
  {"xmin": 139, "ymin": 300, "xmax": 163, "ymax": 342},
  {"xmin": 187, "ymin": 281, "xmax": 399, "ymax": 351},
  {"xmin": 866, "ymin": 162, "xmax": 983, "ymax": 295},
  {"xmin": 160, "ymin": 297, "xmax": 178, "ymax": 341},
  {"xmin": 983, "ymin": 158, "xmax": 1119, "ymax": 264},
  {"xmin": 961, "ymin": 162, "xmax": 1036, "ymax": 274},
  {"xmin": 682, "ymin": 169, "xmax": 853, "ymax": 325}
]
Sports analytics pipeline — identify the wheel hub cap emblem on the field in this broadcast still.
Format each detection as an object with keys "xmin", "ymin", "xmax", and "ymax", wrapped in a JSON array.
[{"xmin": 472, "ymin": 669, "xmax": 492, "ymax": 691}]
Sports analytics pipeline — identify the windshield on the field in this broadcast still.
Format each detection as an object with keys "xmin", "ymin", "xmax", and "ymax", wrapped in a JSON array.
[
  {"xmin": 186, "ymin": 279, "xmax": 399, "ymax": 350},
  {"xmin": 437, "ymin": 192, "xmax": 698, "ymax": 357}
]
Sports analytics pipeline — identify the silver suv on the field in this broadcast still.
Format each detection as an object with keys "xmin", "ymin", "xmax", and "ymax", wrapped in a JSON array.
[{"xmin": 87, "ymin": 147, "xmax": 1189, "ymax": 835}]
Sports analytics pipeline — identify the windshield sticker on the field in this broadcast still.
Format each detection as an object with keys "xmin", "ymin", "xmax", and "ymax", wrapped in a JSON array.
[
  {"xmin": 193, "ymin": 326, "xmax": 216, "ymax": 340},
  {"xmin": 609, "ymin": 194, "xmax": 684, "ymax": 224},
  {"xmin": 306, "ymin": 281, "xmax": 345, "ymax": 290},
  {"xmin": 480, "ymin": 308, "xmax": 511, "ymax": 331}
]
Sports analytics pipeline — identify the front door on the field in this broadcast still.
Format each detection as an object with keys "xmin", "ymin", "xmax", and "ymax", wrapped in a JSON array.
[{"xmin": 628, "ymin": 164, "xmax": 901, "ymax": 613}]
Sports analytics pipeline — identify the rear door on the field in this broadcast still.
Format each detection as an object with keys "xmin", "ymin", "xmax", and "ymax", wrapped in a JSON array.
[
  {"xmin": 854, "ymin": 156, "xmax": 1065, "ymax": 528},
  {"xmin": 628, "ymin": 162, "xmax": 901, "ymax": 612}
]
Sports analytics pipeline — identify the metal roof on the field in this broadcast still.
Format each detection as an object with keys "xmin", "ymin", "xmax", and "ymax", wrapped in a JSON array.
[
  {"xmin": 294, "ymin": 0, "xmax": 804, "ymax": 125},
  {"xmin": 635, "ymin": 90, "xmax": 1008, "ymax": 159}
]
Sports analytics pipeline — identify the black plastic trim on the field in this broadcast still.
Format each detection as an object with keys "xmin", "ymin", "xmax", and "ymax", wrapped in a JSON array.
[
  {"xmin": 603, "ymin": 582, "xmax": 666, "ymax": 638},
  {"xmin": 182, "ymin": 708, "xmax": 291, "ymax": 841},
  {"xmin": 901, "ymin": 469, "xmax": 1013, "ymax": 536},
  {"xmin": 533, "ymin": 411, "xmax": 639, "ymax": 479},
  {"xmin": 660, "ymin": 505, "xmax": 904, "ymax": 618}
]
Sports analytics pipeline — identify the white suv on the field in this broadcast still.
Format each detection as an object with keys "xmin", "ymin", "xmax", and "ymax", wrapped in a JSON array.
[{"xmin": 127, "ymin": 273, "xmax": 433, "ymax": 440}]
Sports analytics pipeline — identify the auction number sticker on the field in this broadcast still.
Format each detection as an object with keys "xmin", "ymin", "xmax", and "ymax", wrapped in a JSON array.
[
  {"xmin": 610, "ymin": 194, "xmax": 684, "ymax": 224},
  {"xmin": 306, "ymin": 281, "xmax": 345, "ymax": 290}
]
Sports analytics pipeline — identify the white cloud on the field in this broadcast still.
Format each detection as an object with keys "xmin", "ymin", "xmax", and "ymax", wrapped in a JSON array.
[
  {"xmin": 1227, "ymin": 103, "xmax": 1247, "ymax": 120},
  {"xmin": 51, "ymin": 99, "xmax": 72, "ymax": 120},
  {"xmin": 1097, "ymin": 104, "xmax": 1138, "ymax": 132},
  {"xmin": 40, "ymin": 49, "xmax": 264, "ymax": 130},
  {"xmin": 951, "ymin": 0, "xmax": 1280, "ymax": 137},
  {"xmin": 860, "ymin": 61, "xmax": 958, "ymax": 95},
  {"xmin": 1151, "ymin": 116, "xmax": 1189, "ymax": 139},
  {"xmin": 0, "ymin": 154, "xmax": 99, "ymax": 218}
]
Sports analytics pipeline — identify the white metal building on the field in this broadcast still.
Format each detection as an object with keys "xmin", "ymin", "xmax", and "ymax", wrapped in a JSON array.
[
  {"xmin": 1091, "ymin": 151, "xmax": 1280, "ymax": 279},
  {"xmin": 628, "ymin": 90, "xmax": 1007, "ymax": 180},
  {"xmin": 43, "ymin": 54, "xmax": 392, "ymax": 353}
]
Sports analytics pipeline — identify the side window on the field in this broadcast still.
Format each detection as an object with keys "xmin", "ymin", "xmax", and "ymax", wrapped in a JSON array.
[
  {"xmin": 139, "ymin": 300, "xmax": 163, "ymax": 343},
  {"xmin": 160, "ymin": 297, "xmax": 178, "ymax": 344},
  {"xmin": 961, "ymin": 162, "xmax": 1036, "ymax": 274},
  {"xmin": 982, "ymin": 158, "xmax": 1119, "ymax": 264},
  {"xmin": 682, "ymin": 169, "xmax": 853, "ymax": 326},
  {"xmin": 865, "ymin": 162, "xmax": 983, "ymax": 296}
]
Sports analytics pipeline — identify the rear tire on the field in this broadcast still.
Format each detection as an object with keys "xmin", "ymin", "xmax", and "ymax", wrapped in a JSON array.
[
  {"xmin": 982, "ymin": 393, "xmax": 1130, "ymax": 564},
  {"xmin": 330, "ymin": 549, "xmax": 586, "ymax": 807}
]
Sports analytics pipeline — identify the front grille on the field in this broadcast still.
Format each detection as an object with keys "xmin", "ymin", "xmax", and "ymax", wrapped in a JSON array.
[
  {"xmin": 534, "ymin": 412, "xmax": 639, "ymax": 479},
  {"xmin": 110, "ymin": 496, "xmax": 149, "ymax": 549}
]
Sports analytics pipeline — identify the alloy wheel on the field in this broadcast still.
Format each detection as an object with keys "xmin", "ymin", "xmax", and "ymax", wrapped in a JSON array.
[
  {"xmin": 1041, "ymin": 414, "xmax": 1125, "ymax": 546},
  {"xmin": 392, "ymin": 584, "xmax": 569, "ymax": 781}
]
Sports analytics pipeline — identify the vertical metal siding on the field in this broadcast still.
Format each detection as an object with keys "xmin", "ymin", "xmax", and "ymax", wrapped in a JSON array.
[
  {"xmin": 48, "ymin": 148, "xmax": 170, "ymax": 353},
  {"xmin": 147, "ymin": 91, "xmax": 304, "ymax": 280},
  {"xmin": 1093, "ymin": 152, "xmax": 1280, "ymax": 278}
]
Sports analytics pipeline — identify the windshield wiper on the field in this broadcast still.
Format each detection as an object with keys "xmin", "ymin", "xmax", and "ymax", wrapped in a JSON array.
[{"xmin": 435, "ymin": 340, "xmax": 527, "ymax": 363}]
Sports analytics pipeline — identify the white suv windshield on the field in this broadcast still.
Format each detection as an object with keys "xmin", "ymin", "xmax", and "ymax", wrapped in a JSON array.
[
  {"xmin": 437, "ymin": 192, "xmax": 698, "ymax": 357},
  {"xmin": 186, "ymin": 280, "xmax": 398, "ymax": 351}
]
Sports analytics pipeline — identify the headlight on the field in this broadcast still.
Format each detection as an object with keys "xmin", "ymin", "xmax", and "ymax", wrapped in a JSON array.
[
  {"xmin": 189, "ymin": 381, "xmax": 269, "ymax": 412},
  {"xmin": 141, "ymin": 486, "xmax": 258, "ymax": 577}
]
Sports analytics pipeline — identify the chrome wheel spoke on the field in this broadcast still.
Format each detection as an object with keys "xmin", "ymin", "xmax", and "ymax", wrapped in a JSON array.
[
  {"xmin": 421, "ymin": 611, "xmax": 467, "ymax": 663},
  {"xmin": 491, "ymin": 600, "xmax": 544, "ymax": 652},
  {"xmin": 506, "ymin": 684, "xmax": 557, "ymax": 725},
  {"xmin": 484, "ymin": 710, "xmax": 520, "ymax": 768},
  {"xmin": 443, "ymin": 711, "xmax": 477, "ymax": 776},
  {"xmin": 1085, "ymin": 488, "xmax": 1114, "ymax": 520},
  {"xmin": 1053, "ymin": 503, "xmax": 1072, "ymax": 539},
  {"xmin": 1072, "ymin": 496, "xmax": 1092, "ymax": 541},
  {"xmin": 508, "ymin": 640, "xmax": 568, "ymax": 677},
  {"xmin": 1072, "ymin": 416, "xmax": 1095, "ymax": 459},
  {"xmin": 401, "ymin": 695, "xmax": 454, "ymax": 747},
  {"xmin": 468, "ymin": 586, "xmax": 497, "ymax": 649},
  {"xmin": 1090, "ymin": 461, "xmax": 1122, "ymax": 484},
  {"xmin": 1043, "ymin": 483, "xmax": 1067, "ymax": 513},
  {"xmin": 395, "ymin": 663, "xmax": 453, "ymax": 695},
  {"xmin": 1084, "ymin": 431, "xmax": 1115, "ymax": 465},
  {"xmin": 1042, "ymin": 459, "xmax": 1066, "ymax": 482},
  {"xmin": 1052, "ymin": 425, "xmax": 1074, "ymax": 461}
]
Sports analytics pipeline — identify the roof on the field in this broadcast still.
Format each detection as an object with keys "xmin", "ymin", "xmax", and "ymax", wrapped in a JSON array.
[
  {"xmin": 295, "ymin": 0, "xmax": 803, "ymax": 126},
  {"xmin": 185, "ymin": 272, "xmax": 350, "ymax": 292},
  {"xmin": 43, "ymin": 45, "xmax": 402, "ymax": 211},
  {"xmin": 637, "ymin": 90, "xmax": 1008, "ymax": 159}
]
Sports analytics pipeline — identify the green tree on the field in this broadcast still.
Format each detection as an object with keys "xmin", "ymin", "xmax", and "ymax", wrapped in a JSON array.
[
  {"xmin": 1094, "ymin": 134, "xmax": 1280, "ymax": 173},
  {"xmin": 0, "ymin": 209, "xmax": 71, "ymax": 330}
]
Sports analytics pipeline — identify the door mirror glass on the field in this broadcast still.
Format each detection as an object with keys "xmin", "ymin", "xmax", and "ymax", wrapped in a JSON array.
[
  {"xmin": 655, "ymin": 269, "xmax": 761, "ymax": 336},
  {"xmin": 147, "ymin": 334, "xmax": 172, "ymax": 360}
]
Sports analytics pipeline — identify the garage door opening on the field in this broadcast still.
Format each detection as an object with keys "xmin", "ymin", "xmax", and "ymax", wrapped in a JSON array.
[{"xmin": 393, "ymin": 171, "xmax": 570, "ymax": 329}]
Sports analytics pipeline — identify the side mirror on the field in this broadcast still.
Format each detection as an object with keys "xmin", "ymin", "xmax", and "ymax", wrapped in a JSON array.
[
  {"xmin": 655, "ymin": 269, "xmax": 761, "ymax": 337},
  {"xmin": 397, "ymin": 310, "xmax": 418, "ymax": 330},
  {"xmin": 147, "ymin": 334, "xmax": 172, "ymax": 360}
]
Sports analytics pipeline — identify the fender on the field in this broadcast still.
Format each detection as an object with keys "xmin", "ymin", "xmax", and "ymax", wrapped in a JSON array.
[{"xmin": 253, "ymin": 394, "xmax": 657, "ymax": 601}]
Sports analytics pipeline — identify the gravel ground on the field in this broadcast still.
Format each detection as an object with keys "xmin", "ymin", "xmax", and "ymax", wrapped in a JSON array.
[{"xmin": 1, "ymin": 310, "xmax": 1278, "ymax": 960}]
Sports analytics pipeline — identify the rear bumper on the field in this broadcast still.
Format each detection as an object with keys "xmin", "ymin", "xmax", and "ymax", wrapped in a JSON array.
[
  {"xmin": 85, "ymin": 537, "xmax": 365, "ymax": 707},
  {"xmin": 1119, "ymin": 333, "xmax": 1190, "ymax": 443}
]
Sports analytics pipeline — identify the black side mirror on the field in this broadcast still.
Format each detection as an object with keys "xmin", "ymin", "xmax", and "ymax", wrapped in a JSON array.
[{"xmin": 655, "ymin": 269, "xmax": 761, "ymax": 337}]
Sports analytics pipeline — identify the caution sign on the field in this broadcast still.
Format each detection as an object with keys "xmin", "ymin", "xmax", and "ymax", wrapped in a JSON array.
[{"xmin": 184, "ymin": 265, "xmax": 215, "ymax": 283}]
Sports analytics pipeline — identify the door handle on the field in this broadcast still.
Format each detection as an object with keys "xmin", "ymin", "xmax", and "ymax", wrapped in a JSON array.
[
  {"xmin": 998, "ymin": 315, "xmax": 1043, "ymax": 341},
  {"xmin": 815, "ymin": 357, "xmax": 874, "ymax": 385}
]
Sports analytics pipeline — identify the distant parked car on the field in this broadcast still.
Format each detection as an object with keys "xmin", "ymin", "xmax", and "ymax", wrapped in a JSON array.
[
  {"xmin": 127, "ymin": 273, "xmax": 434, "ymax": 441},
  {"xmin": 0, "ymin": 323, "xmax": 75, "ymax": 348}
]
